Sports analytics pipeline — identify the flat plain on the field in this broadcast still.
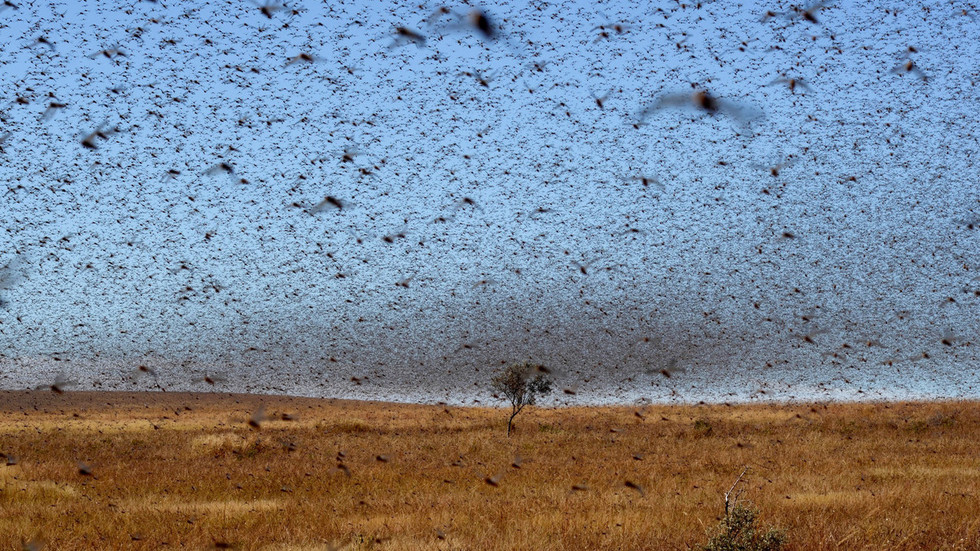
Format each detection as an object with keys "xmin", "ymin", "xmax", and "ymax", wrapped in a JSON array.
[{"xmin": 0, "ymin": 391, "xmax": 978, "ymax": 550}]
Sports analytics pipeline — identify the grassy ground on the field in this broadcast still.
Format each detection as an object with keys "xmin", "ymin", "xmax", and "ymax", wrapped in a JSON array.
[{"xmin": 0, "ymin": 391, "xmax": 978, "ymax": 550}]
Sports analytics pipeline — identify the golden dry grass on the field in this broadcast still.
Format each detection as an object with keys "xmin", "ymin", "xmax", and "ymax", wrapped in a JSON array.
[{"xmin": 0, "ymin": 391, "xmax": 979, "ymax": 550}]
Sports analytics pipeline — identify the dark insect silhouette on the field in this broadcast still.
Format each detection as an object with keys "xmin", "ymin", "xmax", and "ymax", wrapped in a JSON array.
[
  {"xmin": 203, "ymin": 162, "xmax": 235, "ymax": 177},
  {"xmin": 793, "ymin": 1, "xmax": 827, "ymax": 23},
  {"xmin": 636, "ymin": 90, "xmax": 761, "ymax": 126},
  {"xmin": 138, "ymin": 365, "xmax": 158, "ymax": 378},
  {"xmin": 382, "ymin": 230, "xmax": 408, "ymax": 243},
  {"xmin": 42, "ymin": 100, "xmax": 68, "ymax": 121},
  {"xmin": 891, "ymin": 59, "xmax": 927, "ymax": 80},
  {"xmin": 460, "ymin": 70, "xmax": 492, "ymax": 87},
  {"xmin": 286, "ymin": 53, "xmax": 318, "ymax": 65},
  {"xmin": 89, "ymin": 45, "xmax": 126, "ymax": 59},
  {"xmin": 30, "ymin": 36, "xmax": 55, "ymax": 50},
  {"xmin": 161, "ymin": 169, "xmax": 181, "ymax": 182},
  {"xmin": 592, "ymin": 22, "xmax": 630, "ymax": 42},
  {"xmin": 309, "ymin": 196, "xmax": 345, "ymax": 214},
  {"xmin": 760, "ymin": 9, "xmax": 780, "ymax": 22},
  {"xmin": 622, "ymin": 173, "xmax": 664, "ymax": 193},
  {"xmin": 592, "ymin": 90, "xmax": 611, "ymax": 109},
  {"xmin": 392, "ymin": 27, "xmax": 426, "ymax": 48},
  {"xmin": 46, "ymin": 373, "xmax": 78, "ymax": 394},
  {"xmin": 768, "ymin": 76, "xmax": 811, "ymax": 94},
  {"xmin": 469, "ymin": 10, "xmax": 495, "ymax": 39},
  {"xmin": 81, "ymin": 124, "xmax": 119, "ymax": 149},
  {"xmin": 624, "ymin": 480, "xmax": 645, "ymax": 496},
  {"xmin": 752, "ymin": 156, "xmax": 796, "ymax": 177},
  {"xmin": 426, "ymin": 6, "xmax": 454, "ymax": 26},
  {"xmin": 250, "ymin": 1, "xmax": 285, "ymax": 19},
  {"xmin": 248, "ymin": 405, "xmax": 266, "ymax": 429}
]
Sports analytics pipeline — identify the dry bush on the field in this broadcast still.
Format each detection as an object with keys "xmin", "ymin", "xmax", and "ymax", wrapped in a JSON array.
[{"xmin": 702, "ymin": 504, "xmax": 785, "ymax": 551}]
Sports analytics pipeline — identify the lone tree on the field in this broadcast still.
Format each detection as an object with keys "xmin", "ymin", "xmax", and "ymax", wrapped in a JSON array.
[{"xmin": 491, "ymin": 361, "xmax": 552, "ymax": 436}]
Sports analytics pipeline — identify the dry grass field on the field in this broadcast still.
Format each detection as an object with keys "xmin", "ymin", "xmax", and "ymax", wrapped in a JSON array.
[{"xmin": 0, "ymin": 391, "xmax": 979, "ymax": 550}]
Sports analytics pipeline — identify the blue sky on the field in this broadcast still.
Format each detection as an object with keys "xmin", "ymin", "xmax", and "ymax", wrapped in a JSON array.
[{"xmin": 1, "ymin": 0, "xmax": 979, "ymax": 403}]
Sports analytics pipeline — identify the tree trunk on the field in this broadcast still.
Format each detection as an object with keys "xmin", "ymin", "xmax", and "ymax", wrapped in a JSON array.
[{"xmin": 507, "ymin": 404, "xmax": 524, "ymax": 437}]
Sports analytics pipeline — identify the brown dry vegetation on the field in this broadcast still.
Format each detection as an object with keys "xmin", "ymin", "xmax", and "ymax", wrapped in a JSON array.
[{"xmin": 0, "ymin": 391, "xmax": 978, "ymax": 550}]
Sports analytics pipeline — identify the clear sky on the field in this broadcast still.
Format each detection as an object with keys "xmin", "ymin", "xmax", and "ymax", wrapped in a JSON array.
[{"xmin": 1, "ymin": 0, "xmax": 979, "ymax": 403}]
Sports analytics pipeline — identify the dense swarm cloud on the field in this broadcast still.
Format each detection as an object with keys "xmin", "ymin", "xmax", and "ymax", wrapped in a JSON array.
[{"xmin": 1, "ymin": 1, "xmax": 979, "ymax": 404}]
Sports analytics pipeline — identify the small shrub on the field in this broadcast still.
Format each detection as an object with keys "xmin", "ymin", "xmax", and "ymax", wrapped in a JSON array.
[
  {"xmin": 908, "ymin": 419, "xmax": 930, "ymax": 434},
  {"xmin": 190, "ymin": 433, "xmax": 268, "ymax": 459},
  {"xmin": 330, "ymin": 419, "xmax": 374, "ymax": 434},
  {"xmin": 928, "ymin": 411, "xmax": 957, "ymax": 428},
  {"xmin": 694, "ymin": 418, "xmax": 713, "ymax": 437},
  {"xmin": 235, "ymin": 437, "xmax": 266, "ymax": 459},
  {"xmin": 837, "ymin": 419, "xmax": 859, "ymax": 436},
  {"xmin": 703, "ymin": 504, "xmax": 785, "ymax": 551}
]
